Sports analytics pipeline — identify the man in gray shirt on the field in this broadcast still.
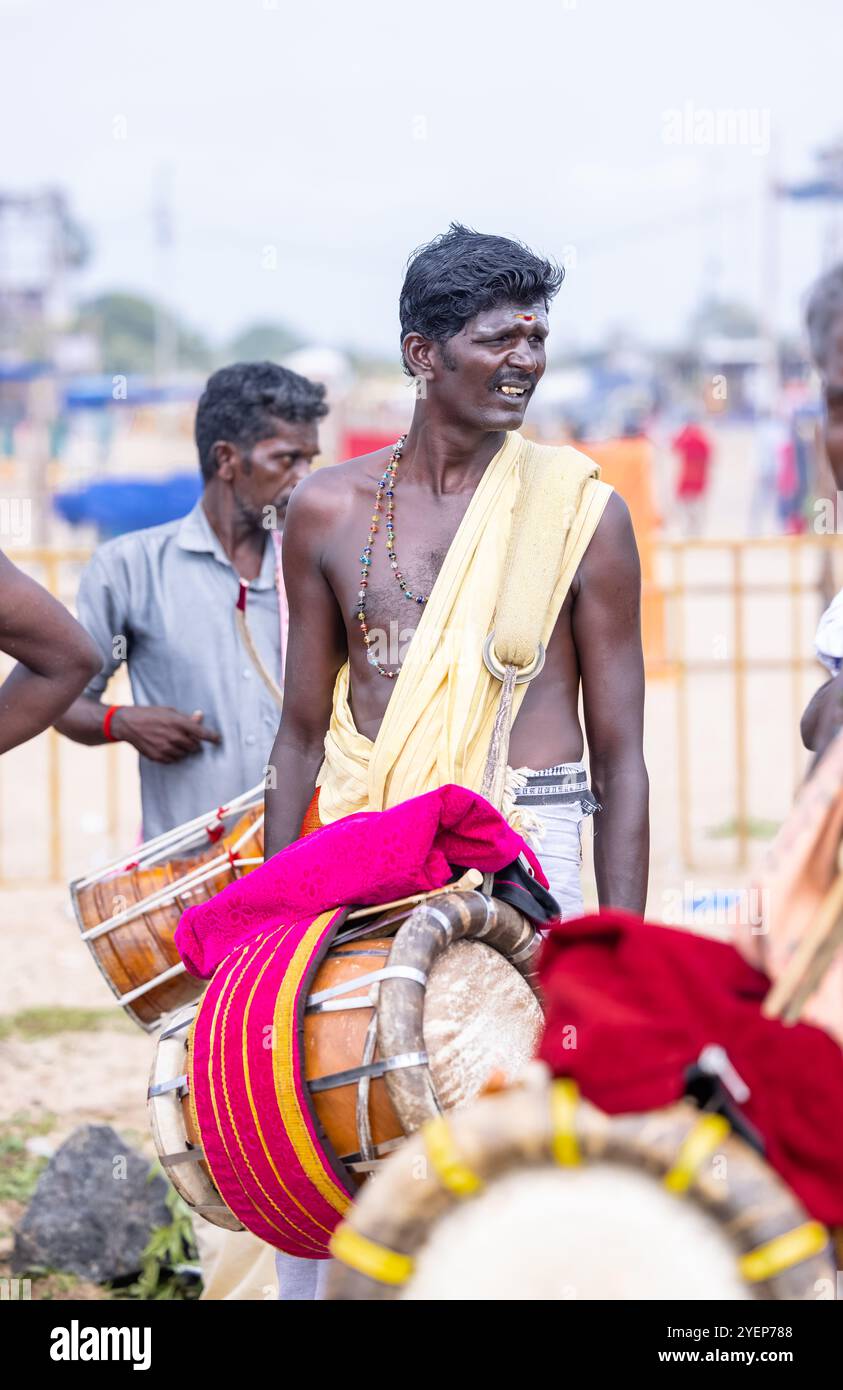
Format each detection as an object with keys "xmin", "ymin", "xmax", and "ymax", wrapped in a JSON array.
[{"xmin": 56, "ymin": 361, "xmax": 327, "ymax": 840}]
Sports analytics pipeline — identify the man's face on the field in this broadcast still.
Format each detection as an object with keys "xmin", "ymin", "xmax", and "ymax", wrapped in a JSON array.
[
  {"xmin": 228, "ymin": 419, "xmax": 320, "ymax": 526},
  {"xmin": 425, "ymin": 300, "xmax": 549, "ymax": 430},
  {"xmin": 821, "ymin": 314, "xmax": 843, "ymax": 490}
]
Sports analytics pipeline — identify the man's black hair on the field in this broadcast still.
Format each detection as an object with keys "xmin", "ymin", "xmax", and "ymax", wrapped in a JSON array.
[
  {"xmin": 195, "ymin": 361, "xmax": 328, "ymax": 481},
  {"xmin": 398, "ymin": 222, "xmax": 564, "ymax": 375}
]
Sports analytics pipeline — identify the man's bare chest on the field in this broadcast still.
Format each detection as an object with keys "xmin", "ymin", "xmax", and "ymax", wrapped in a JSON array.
[{"xmin": 326, "ymin": 484, "xmax": 476, "ymax": 639}]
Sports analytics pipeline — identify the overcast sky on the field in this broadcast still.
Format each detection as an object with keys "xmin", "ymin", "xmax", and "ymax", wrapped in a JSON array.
[{"xmin": 2, "ymin": 0, "xmax": 841, "ymax": 364}]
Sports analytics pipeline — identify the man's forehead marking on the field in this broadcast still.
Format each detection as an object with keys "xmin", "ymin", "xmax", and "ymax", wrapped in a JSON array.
[{"xmin": 514, "ymin": 312, "xmax": 537, "ymax": 321}]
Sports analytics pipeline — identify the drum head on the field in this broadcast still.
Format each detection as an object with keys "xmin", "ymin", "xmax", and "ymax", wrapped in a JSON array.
[
  {"xmin": 425, "ymin": 940, "xmax": 543, "ymax": 1108},
  {"xmin": 401, "ymin": 1163, "xmax": 750, "ymax": 1300},
  {"xmin": 326, "ymin": 1079, "xmax": 835, "ymax": 1301}
]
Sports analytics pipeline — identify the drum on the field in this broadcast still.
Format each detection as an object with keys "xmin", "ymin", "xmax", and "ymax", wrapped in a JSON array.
[
  {"xmin": 181, "ymin": 888, "xmax": 543, "ymax": 1254},
  {"xmin": 147, "ymin": 1004, "xmax": 244, "ymax": 1232},
  {"xmin": 326, "ymin": 1069, "xmax": 837, "ymax": 1301},
  {"xmin": 71, "ymin": 785, "xmax": 264, "ymax": 1030}
]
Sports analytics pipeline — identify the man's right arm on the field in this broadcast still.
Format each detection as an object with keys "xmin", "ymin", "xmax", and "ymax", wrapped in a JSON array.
[
  {"xmin": 264, "ymin": 476, "xmax": 349, "ymax": 858},
  {"xmin": 55, "ymin": 548, "xmax": 220, "ymax": 760}
]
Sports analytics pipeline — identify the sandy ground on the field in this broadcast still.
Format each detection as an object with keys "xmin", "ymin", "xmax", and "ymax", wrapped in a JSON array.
[{"xmin": 0, "ymin": 420, "xmax": 836, "ymax": 1297}]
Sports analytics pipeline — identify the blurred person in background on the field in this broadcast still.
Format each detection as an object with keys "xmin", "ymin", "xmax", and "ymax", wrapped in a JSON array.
[
  {"xmin": 55, "ymin": 360, "xmax": 327, "ymax": 1300},
  {"xmin": 799, "ymin": 264, "xmax": 843, "ymax": 756},
  {"xmin": 671, "ymin": 414, "xmax": 712, "ymax": 537},
  {"xmin": 55, "ymin": 362, "xmax": 326, "ymax": 839},
  {"xmin": 750, "ymin": 409, "xmax": 788, "ymax": 536},
  {"xmin": 0, "ymin": 551, "xmax": 100, "ymax": 751}
]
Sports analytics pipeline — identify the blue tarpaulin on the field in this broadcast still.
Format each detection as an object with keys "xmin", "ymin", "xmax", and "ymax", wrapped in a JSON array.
[
  {"xmin": 53, "ymin": 474, "xmax": 202, "ymax": 539},
  {"xmin": 62, "ymin": 377, "xmax": 200, "ymax": 410}
]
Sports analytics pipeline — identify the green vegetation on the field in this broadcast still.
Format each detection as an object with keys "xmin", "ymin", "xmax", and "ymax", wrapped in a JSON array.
[
  {"xmin": 705, "ymin": 816, "xmax": 780, "ymax": 841},
  {"xmin": 0, "ymin": 1006, "xmax": 134, "ymax": 1041},
  {"xmin": 0, "ymin": 1113, "xmax": 56, "ymax": 1203},
  {"xmin": 113, "ymin": 1177, "xmax": 201, "ymax": 1301}
]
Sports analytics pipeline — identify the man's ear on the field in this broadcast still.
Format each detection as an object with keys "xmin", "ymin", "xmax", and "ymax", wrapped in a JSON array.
[
  {"xmin": 403, "ymin": 332, "xmax": 436, "ymax": 382},
  {"xmin": 212, "ymin": 441, "xmax": 237, "ymax": 481}
]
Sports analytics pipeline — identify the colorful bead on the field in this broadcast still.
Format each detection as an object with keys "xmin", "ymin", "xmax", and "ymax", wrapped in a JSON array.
[{"xmin": 356, "ymin": 433, "xmax": 428, "ymax": 679}]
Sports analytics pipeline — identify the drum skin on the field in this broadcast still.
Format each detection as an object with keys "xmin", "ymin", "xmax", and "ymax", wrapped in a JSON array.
[{"xmin": 73, "ymin": 807, "xmax": 263, "ymax": 1029}]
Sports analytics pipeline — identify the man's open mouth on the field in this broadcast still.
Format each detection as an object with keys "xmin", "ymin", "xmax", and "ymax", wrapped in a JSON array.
[{"xmin": 495, "ymin": 383, "xmax": 530, "ymax": 399}]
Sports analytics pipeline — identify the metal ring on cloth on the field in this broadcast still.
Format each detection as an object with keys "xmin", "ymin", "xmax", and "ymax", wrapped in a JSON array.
[{"xmin": 482, "ymin": 632, "xmax": 546, "ymax": 684}]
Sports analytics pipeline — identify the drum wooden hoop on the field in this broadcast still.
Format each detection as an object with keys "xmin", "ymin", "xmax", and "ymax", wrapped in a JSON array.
[
  {"xmin": 147, "ymin": 1003, "xmax": 244, "ymax": 1231},
  {"xmin": 377, "ymin": 890, "xmax": 541, "ymax": 1134},
  {"xmin": 326, "ymin": 1078, "xmax": 835, "ymax": 1301}
]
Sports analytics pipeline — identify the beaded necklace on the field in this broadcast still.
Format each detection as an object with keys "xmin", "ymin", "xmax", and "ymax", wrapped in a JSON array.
[{"xmin": 357, "ymin": 434, "xmax": 428, "ymax": 679}]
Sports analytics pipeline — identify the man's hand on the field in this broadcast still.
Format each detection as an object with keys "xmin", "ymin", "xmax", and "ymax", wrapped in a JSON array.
[{"xmin": 111, "ymin": 706, "xmax": 221, "ymax": 763}]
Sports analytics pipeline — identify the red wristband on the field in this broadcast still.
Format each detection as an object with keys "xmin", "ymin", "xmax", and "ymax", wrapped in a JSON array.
[{"xmin": 103, "ymin": 705, "xmax": 123, "ymax": 742}]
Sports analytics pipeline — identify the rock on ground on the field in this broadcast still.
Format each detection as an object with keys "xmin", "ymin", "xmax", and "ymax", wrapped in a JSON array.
[{"xmin": 12, "ymin": 1123, "xmax": 170, "ymax": 1282}]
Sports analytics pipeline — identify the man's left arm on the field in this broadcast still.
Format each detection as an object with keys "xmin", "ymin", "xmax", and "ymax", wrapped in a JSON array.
[{"xmin": 572, "ymin": 491, "xmax": 649, "ymax": 913}]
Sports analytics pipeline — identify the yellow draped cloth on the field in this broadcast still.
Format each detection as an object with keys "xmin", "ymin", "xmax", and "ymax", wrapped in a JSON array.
[{"xmin": 315, "ymin": 430, "xmax": 614, "ymax": 824}]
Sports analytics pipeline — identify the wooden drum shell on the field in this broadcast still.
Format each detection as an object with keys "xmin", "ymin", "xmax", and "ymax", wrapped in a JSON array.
[{"xmin": 72, "ymin": 807, "xmax": 263, "ymax": 1029}]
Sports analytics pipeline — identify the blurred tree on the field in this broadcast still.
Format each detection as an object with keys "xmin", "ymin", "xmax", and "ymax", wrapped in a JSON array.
[
  {"xmin": 687, "ymin": 295, "xmax": 762, "ymax": 342},
  {"xmin": 223, "ymin": 321, "xmax": 303, "ymax": 363},
  {"xmin": 74, "ymin": 293, "xmax": 211, "ymax": 374}
]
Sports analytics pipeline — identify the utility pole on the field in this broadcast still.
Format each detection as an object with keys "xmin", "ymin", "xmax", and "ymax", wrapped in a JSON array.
[{"xmin": 152, "ymin": 166, "xmax": 177, "ymax": 387}]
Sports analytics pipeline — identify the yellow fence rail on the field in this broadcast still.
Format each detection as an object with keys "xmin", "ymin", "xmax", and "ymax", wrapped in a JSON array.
[
  {"xmin": 0, "ymin": 537, "xmax": 841, "ymax": 883},
  {"xmin": 652, "ymin": 535, "xmax": 843, "ymax": 871}
]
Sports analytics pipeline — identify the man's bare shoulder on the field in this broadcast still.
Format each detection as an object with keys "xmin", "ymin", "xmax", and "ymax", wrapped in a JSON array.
[
  {"xmin": 573, "ymin": 490, "xmax": 638, "ymax": 595},
  {"xmin": 283, "ymin": 449, "xmax": 395, "ymax": 566},
  {"xmin": 288, "ymin": 448, "xmax": 392, "ymax": 520}
]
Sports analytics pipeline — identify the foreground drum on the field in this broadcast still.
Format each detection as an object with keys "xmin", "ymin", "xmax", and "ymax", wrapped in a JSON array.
[
  {"xmin": 71, "ymin": 786, "xmax": 264, "ymax": 1029},
  {"xmin": 180, "ymin": 888, "xmax": 542, "ymax": 1253},
  {"xmin": 326, "ymin": 1071, "xmax": 836, "ymax": 1301}
]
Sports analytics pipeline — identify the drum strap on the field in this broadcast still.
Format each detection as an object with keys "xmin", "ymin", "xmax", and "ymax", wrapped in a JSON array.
[
  {"xmin": 306, "ymin": 965, "xmax": 427, "ymax": 1010},
  {"xmin": 308, "ymin": 1051, "xmax": 428, "ymax": 1093},
  {"xmin": 148, "ymin": 1074, "xmax": 188, "ymax": 1099},
  {"xmin": 329, "ymin": 1224, "xmax": 414, "ymax": 1287}
]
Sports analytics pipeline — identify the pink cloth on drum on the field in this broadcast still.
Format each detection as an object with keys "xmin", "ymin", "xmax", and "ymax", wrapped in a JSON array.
[
  {"xmin": 189, "ymin": 905, "xmax": 351, "ymax": 1258},
  {"xmin": 175, "ymin": 782, "xmax": 546, "ymax": 979}
]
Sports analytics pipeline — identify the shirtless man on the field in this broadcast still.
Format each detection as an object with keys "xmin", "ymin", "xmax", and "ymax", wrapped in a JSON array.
[{"xmin": 265, "ymin": 225, "xmax": 648, "ymax": 914}]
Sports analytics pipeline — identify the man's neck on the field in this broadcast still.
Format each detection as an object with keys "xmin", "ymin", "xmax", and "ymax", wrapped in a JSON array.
[
  {"xmin": 401, "ymin": 409, "xmax": 508, "ymax": 496},
  {"xmin": 201, "ymin": 485, "xmax": 269, "ymax": 581}
]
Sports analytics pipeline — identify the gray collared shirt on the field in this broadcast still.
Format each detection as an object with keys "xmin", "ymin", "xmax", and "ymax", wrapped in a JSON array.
[{"xmin": 76, "ymin": 500, "xmax": 282, "ymax": 838}]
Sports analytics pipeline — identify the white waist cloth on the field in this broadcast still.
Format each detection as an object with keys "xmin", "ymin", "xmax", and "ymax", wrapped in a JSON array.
[{"xmin": 508, "ymin": 759, "xmax": 597, "ymax": 921}]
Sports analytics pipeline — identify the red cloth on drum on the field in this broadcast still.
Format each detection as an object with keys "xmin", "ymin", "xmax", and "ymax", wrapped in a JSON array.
[
  {"xmin": 538, "ymin": 910, "xmax": 843, "ymax": 1227},
  {"xmin": 175, "ymin": 783, "xmax": 546, "ymax": 980}
]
